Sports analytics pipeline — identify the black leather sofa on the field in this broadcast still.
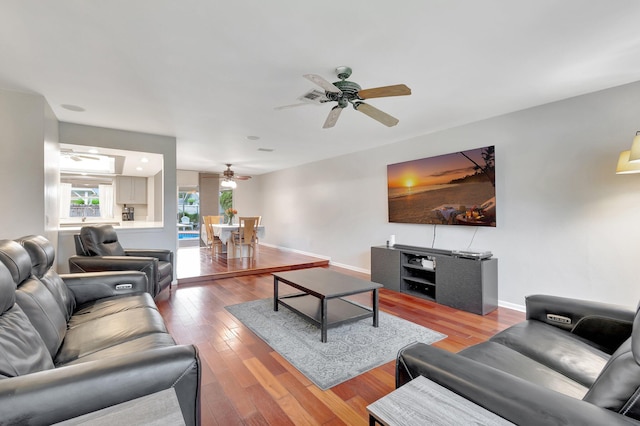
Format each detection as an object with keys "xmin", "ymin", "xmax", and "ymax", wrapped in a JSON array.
[
  {"xmin": 0, "ymin": 235, "xmax": 200, "ymax": 425},
  {"xmin": 397, "ymin": 295, "xmax": 640, "ymax": 426},
  {"xmin": 68, "ymin": 224, "xmax": 173, "ymax": 297}
]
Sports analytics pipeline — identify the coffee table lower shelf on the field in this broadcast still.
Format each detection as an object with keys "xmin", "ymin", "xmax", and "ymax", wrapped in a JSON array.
[{"xmin": 277, "ymin": 294, "xmax": 375, "ymax": 337}]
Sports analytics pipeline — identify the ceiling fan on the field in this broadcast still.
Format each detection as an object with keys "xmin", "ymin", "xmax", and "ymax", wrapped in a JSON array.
[
  {"xmin": 279, "ymin": 66, "xmax": 411, "ymax": 128},
  {"xmin": 61, "ymin": 149, "xmax": 100, "ymax": 161},
  {"xmin": 219, "ymin": 164, "xmax": 251, "ymax": 188}
]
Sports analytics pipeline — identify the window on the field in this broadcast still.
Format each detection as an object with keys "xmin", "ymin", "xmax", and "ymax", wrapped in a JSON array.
[{"xmin": 70, "ymin": 186, "xmax": 101, "ymax": 218}]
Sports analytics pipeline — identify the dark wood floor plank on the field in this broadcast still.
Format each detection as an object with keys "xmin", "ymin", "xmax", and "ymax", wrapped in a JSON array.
[{"xmin": 158, "ymin": 247, "xmax": 525, "ymax": 425}]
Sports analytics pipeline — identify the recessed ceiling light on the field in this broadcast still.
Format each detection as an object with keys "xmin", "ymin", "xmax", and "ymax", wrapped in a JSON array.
[
  {"xmin": 61, "ymin": 104, "xmax": 86, "ymax": 112},
  {"xmin": 136, "ymin": 166, "xmax": 143, "ymax": 171},
  {"xmin": 246, "ymin": 135, "xmax": 260, "ymax": 141},
  {"xmin": 140, "ymin": 157, "xmax": 149, "ymax": 163},
  {"xmin": 88, "ymin": 148, "xmax": 99, "ymax": 154}
]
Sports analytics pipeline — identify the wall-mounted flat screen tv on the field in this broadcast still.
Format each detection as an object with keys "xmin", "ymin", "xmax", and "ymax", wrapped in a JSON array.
[{"xmin": 387, "ymin": 145, "xmax": 496, "ymax": 227}]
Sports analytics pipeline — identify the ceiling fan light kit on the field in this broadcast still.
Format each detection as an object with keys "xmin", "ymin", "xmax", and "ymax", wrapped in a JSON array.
[
  {"xmin": 298, "ymin": 66, "xmax": 411, "ymax": 129},
  {"xmin": 218, "ymin": 164, "xmax": 250, "ymax": 188},
  {"xmin": 220, "ymin": 179, "xmax": 237, "ymax": 189}
]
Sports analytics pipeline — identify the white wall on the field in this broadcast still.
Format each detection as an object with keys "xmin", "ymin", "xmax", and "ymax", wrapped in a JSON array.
[
  {"xmin": 43, "ymin": 101, "xmax": 60, "ymax": 249},
  {"xmin": 0, "ymin": 89, "xmax": 49, "ymax": 239},
  {"xmin": 237, "ymin": 80, "xmax": 640, "ymax": 309}
]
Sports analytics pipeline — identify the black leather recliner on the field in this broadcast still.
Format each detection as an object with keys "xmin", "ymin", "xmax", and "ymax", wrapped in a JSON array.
[
  {"xmin": 396, "ymin": 295, "xmax": 640, "ymax": 425},
  {"xmin": 68, "ymin": 224, "xmax": 173, "ymax": 297}
]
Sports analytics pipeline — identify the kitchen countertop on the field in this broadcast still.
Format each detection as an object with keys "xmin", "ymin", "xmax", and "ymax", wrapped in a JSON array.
[{"xmin": 58, "ymin": 221, "xmax": 165, "ymax": 232}]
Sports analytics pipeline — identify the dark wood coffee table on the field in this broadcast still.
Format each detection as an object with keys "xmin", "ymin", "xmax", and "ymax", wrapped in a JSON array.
[{"xmin": 273, "ymin": 268, "xmax": 383, "ymax": 342}]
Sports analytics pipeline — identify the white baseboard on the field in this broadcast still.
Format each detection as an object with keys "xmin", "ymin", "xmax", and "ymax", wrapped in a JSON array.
[
  {"xmin": 259, "ymin": 243, "xmax": 331, "ymax": 260},
  {"xmin": 328, "ymin": 261, "xmax": 370, "ymax": 275},
  {"xmin": 498, "ymin": 300, "xmax": 525, "ymax": 312}
]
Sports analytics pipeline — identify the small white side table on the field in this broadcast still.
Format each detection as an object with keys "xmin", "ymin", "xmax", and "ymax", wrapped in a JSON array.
[{"xmin": 367, "ymin": 375, "xmax": 514, "ymax": 426}]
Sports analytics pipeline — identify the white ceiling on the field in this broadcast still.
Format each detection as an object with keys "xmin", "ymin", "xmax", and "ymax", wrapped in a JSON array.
[{"xmin": 2, "ymin": 1, "xmax": 640, "ymax": 177}]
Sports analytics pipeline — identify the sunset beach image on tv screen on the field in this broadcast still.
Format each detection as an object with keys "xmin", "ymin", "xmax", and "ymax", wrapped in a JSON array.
[{"xmin": 387, "ymin": 146, "xmax": 496, "ymax": 227}]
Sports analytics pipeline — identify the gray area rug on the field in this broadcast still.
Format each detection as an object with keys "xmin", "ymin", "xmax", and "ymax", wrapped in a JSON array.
[{"xmin": 226, "ymin": 298, "xmax": 446, "ymax": 390}]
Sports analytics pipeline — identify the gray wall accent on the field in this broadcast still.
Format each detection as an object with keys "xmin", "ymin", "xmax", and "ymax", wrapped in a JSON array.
[
  {"xmin": 58, "ymin": 123, "xmax": 177, "ymax": 274},
  {"xmin": 198, "ymin": 173, "xmax": 220, "ymax": 246},
  {"xmin": 198, "ymin": 173, "xmax": 220, "ymax": 217},
  {"xmin": 153, "ymin": 171, "xmax": 163, "ymax": 221},
  {"xmin": 237, "ymin": 80, "xmax": 640, "ymax": 309}
]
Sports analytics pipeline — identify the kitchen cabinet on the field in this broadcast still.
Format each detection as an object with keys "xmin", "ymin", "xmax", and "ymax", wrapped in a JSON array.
[{"xmin": 116, "ymin": 176, "xmax": 147, "ymax": 204}]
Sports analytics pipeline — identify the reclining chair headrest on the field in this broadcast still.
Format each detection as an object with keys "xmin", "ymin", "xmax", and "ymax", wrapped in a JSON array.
[
  {"xmin": 80, "ymin": 225, "xmax": 126, "ymax": 256},
  {"xmin": 0, "ymin": 262, "xmax": 16, "ymax": 314},
  {"xmin": 17, "ymin": 235, "xmax": 55, "ymax": 279},
  {"xmin": 0, "ymin": 240, "xmax": 33, "ymax": 286},
  {"xmin": 632, "ymin": 306, "xmax": 640, "ymax": 364}
]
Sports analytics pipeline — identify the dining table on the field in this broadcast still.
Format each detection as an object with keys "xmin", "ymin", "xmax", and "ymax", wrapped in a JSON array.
[{"xmin": 210, "ymin": 224, "xmax": 266, "ymax": 258}]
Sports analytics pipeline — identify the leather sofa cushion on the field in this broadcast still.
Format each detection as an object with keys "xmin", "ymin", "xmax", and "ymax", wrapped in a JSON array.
[
  {"xmin": 0, "ymin": 240, "xmax": 69, "ymax": 357},
  {"xmin": 460, "ymin": 341, "xmax": 589, "ymax": 399},
  {"xmin": 585, "ymin": 338, "xmax": 640, "ymax": 415},
  {"xmin": 0, "ymin": 305, "xmax": 54, "ymax": 378},
  {"xmin": 80, "ymin": 225, "xmax": 126, "ymax": 256},
  {"xmin": 0, "ymin": 262, "xmax": 54, "ymax": 377},
  {"xmin": 56, "ymin": 308, "xmax": 168, "ymax": 365},
  {"xmin": 15, "ymin": 276, "xmax": 68, "ymax": 358},
  {"xmin": 489, "ymin": 320, "xmax": 609, "ymax": 387},
  {"xmin": 68, "ymin": 293, "xmax": 157, "ymax": 328},
  {"xmin": 62, "ymin": 333, "xmax": 177, "ymax": 366}
]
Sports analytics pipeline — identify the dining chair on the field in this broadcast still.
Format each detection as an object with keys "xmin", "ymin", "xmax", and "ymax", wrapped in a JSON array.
[
  {"xmin": 203, "ymin": 215, "xmax": 223, "ymax": 255},
  {"xmin": 230, "ymin": 216, "xmax": 259, "ymax": 259},
  {"xmin": 255, "ymin": 216, "xmax": 262, "ymax": 244}
]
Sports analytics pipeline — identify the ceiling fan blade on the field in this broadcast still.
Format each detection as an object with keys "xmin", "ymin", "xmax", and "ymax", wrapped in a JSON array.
[
  {"xmin": 303, "ymin": 74, "xmax": 342, "ymax": 94},
  {"xmin": 323, "ymin": 106, "xmax": 343, "ymax": 129},
  {"xmin": 235, "ymin": 175, "xmax": 252, "ymax": 180},
  {"xmin": 76, "ymin": 154, "xmax": 100, "ymax": 160},
  {"xmin": 274, "ymin": 103, "xmax": 309, "ymax": 110},
  {"xmin": 358, "ymin": 84, "xmax": 411, "ymax": 99},
  {"xmin": 354, "ymin": 102, "xmax": 399, "ymax": 127}
]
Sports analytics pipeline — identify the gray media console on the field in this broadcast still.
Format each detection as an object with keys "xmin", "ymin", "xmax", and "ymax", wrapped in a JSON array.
[{"xmin": 371, "ymin": 245, "xmax": 498, "ymax": 315}]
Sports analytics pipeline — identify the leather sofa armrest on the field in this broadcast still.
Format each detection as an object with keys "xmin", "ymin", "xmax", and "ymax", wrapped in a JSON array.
[
  {"xmin": 60, "ymin": 271, "xmax": 149, "ymax": 305},
  {"xmin": 0, "ymin": 345, "xmax": 200, "ymax": 426},
  {"xmin": 125, "ymin": 249, "xmax": 173, "ymax": 263},
  {"xmin": 396, "ymin": 343, "xmax": 640, "ymax": 426},
  {"xmin": 526, "ymin": 295, "xmax": 635, "ymax": 353},
  {"xmin": 68, "ymin": 255, "xmax": 158, "ymax": 295}
]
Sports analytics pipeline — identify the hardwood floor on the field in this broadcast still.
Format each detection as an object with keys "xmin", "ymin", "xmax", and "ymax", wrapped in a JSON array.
[{"xmin": 158, "ymin": 247, "xmax": 525, "ymax": 425}]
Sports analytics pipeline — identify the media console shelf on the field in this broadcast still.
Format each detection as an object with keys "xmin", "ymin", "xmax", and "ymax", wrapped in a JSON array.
[{"xmin": 371, "ymin": 245, "xmax": 498, "ymax": 315}]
